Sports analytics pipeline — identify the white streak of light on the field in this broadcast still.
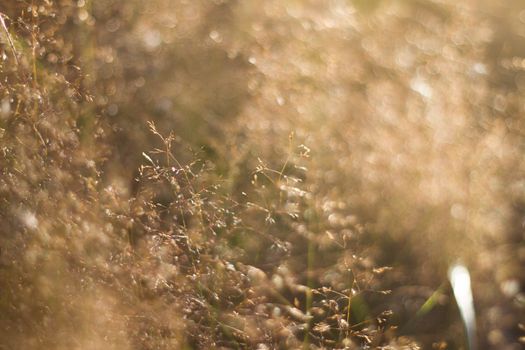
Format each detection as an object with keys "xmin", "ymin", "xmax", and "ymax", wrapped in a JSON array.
[{"xmin": 448, "ymin": 263, "xmax": 477, "ymax": 350}]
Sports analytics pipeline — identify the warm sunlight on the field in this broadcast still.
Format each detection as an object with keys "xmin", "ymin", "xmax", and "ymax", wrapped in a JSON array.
[{"xmin": 0, "ymin": 1, "xmax": 523, "ymax": 349}]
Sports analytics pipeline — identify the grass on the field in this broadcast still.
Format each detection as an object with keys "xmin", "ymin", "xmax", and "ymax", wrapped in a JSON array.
[{"xmin": 0, "ymin": 0, "xmax": 524, "ymax": 349}]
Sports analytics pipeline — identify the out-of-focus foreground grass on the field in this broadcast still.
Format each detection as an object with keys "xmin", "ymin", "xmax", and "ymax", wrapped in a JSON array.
[{"xmin": 0, "ymin": 0, "xmax": 523, "ymax": 349}]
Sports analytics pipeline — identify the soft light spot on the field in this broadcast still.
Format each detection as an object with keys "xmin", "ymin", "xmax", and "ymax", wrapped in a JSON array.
[
  {"xmin": 410, "ymin": 78, "xmax": 433, "ymax": 98},
  {"xmin": 0, "ymin": 98, "xmax": 10, "ymax": 119},
  {"xmin": 209, "ymin": 30, "xmax": 222, "ymax": 43},
  {"xmin": 450, "ymin": 203, "xmax": 465, "ymax": 220},
  {"xmin": 20, "ymin": 211, "xmax": 38, "ymax": 230},
  {"xmin": 78, "ymin": 9, "xmax": 89, "ymax": 22},
  {"xmin": 472, "ymin": 62, "xmax": 487, "ymax": 75},
  {"xmin": 500, "ymin": 279, "xmax": 520, "ymax": 297},
  {"xmin": 143, "ymin": 30, "xmax": 162, "ymax": 50}
]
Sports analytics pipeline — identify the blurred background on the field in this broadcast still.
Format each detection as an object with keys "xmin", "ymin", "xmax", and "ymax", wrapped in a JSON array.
[{"xmin": 0, "ymin": 0, "xmax": 523, "ymax": 349}]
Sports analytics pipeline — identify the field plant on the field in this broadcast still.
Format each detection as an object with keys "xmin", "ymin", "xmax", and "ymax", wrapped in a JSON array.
[{"xmin": 0, "ymin": 0, "xmax": 523, "ymax": 349}]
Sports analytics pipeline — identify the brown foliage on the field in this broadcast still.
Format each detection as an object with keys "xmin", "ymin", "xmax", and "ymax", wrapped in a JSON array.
[{"xmin": 0, "ymin": 1, "xmax": 523, "ymax": 349}]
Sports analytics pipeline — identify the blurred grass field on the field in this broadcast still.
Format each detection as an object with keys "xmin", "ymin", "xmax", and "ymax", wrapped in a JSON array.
[{"xmin": 0, "ymin": 1, "xmax": 523, "ymax": 349}]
